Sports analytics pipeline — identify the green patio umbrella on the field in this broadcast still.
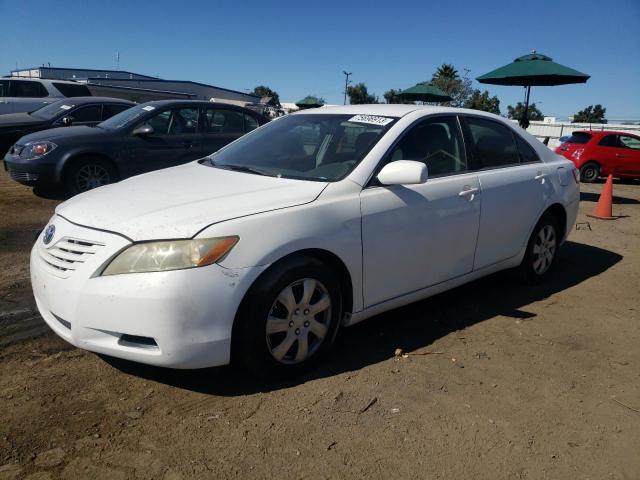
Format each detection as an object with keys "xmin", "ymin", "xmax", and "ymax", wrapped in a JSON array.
[
  {"xmin": 397, "ymin": 82, "xmax": 452, "ymax": 103},
  {"xmin": 296, "ymin": 96, "xmax": 325, "ymax": 109},
  {"xmin": 477, "ymin": 51, "xmax": 590, "ymax": 128}
]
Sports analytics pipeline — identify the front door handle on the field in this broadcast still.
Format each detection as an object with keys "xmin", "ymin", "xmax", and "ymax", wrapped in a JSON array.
[
  {"xmin": 615, "ymin": 153, "xmax": 624, "ymax": 158},
  {"xmin": 183, "ymin": 143, "xmax": 194, "ymax": 148},
  {"xmin": 458, "ymin": 186, "xmax": 479, "ymax": 199}
]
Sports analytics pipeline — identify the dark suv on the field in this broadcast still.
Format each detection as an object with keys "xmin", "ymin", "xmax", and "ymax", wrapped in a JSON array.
[
  {"xmin": 0, "ymin": 96, "xmax": 134, "ymax": 156},
  {"xmin": 4, "ymin": 100, "xmax": 268, "ymax": 194}
]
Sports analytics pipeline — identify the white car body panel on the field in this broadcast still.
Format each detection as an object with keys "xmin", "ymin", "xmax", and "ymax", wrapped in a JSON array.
[{"xmin": 31, "ymin": 105, "xmax": 579, "ymax": 369}]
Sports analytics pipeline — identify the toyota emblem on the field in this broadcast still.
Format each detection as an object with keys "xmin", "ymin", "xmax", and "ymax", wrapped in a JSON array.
[{"xmin": 43, "ymin": 225, "xmax": 56, "ymax": 245}]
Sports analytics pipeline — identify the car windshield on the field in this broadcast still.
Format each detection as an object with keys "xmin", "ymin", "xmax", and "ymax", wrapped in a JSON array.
[
  {"xmin": 98, "ymin": 103, "xmax": 148, "ymax": 130},
  {"xmin": 30, "ymin": 100, "xmax": 78, "ymax": 120},
  {"xmin": 204, "ymin": 113, "xmax": 396, "ymax": 182},
  {"xmin": 565, "ymin": 132, "xmax": 592, "ymax": 144}
]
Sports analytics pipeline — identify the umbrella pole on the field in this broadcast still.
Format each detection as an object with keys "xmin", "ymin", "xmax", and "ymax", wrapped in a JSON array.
[{"xmin": 520, "ymin": 85, "xmax": 531, "ymax": 129}]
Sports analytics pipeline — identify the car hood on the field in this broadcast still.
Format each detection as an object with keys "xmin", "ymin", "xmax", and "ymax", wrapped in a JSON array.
[
  {"xmin": 56, "ymin": 161, "xmax": 328, "ymax": 241},
  {"xmin": 19, "ymin": 125, "xmax": 105, "ymax": 143},
  {"xmin": 0, "ymin": 112, "xmax": 43, "ymax": 128}
]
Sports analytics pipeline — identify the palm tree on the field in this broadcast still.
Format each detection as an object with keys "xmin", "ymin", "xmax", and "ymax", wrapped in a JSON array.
[{"xmin": 433, "ymin": 63, "xmax": 459, "ymax": 80}]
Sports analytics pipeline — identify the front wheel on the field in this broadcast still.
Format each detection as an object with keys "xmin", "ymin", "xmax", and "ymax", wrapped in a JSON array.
[
  {"xmin": 519, "ymin": 216, "xmax": 560, "ymax": 283},
  {"xmin": 64, "ymin": 158, "xmax": 117, "ymax": 195},
  {"xmin": 579, "ymin": 162, "xmax": 600, "ymax": 183},
  {"xmin": 233, "ymin": 255, "xmax": 342, "ymax": 379}
]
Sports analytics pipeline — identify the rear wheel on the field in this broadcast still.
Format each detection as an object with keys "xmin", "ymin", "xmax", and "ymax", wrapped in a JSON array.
[
  {"xmin": 233, "ymin": 255, "xmax": 342, "ymax": 379},
  {"xmin": 519, "ymin": 215, "xmax": 560, "ymax": 283},
  {"xmin": 64, "ymin": 158, "xmax": 117, "ymax": 195},
  {"xmin": 579, "ymin": 161, "xmax": 600, "ymax": 183}
]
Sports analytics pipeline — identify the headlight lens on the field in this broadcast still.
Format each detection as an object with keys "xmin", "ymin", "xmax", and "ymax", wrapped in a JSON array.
[
  {"xmin": 101, "ymin": 236, "xmax": 239, "ymax": 276},
  {"xmin": 20, "ymin": 141, "xmax": 57, "ymax": 159}
]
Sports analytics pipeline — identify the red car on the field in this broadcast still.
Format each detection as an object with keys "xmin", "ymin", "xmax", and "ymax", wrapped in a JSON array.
[{"xmin": 555, "ymin": 130, "xmax": 640, "ymax": 182}]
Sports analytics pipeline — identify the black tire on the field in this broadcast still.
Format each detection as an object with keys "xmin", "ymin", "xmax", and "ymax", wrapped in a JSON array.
[
  {"xmin": 64, "ymin": 158, "xmax": 117, "ymax": 195},
  {"xmin": 518, "ymin": 214, "xmax": 560, "ymax": 284},
  {"xmin": 579, "ymin": 161, "xmax": 600, "ymax": 183},
  {"xmin": 232, "ymin": 255, "xmax": 342, "ymax": 380}
]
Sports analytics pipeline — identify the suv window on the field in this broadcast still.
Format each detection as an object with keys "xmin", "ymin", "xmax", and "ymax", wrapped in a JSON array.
[
  {"xmin": 465, "ymin": 117, "xmax": 519, "ymax": 168},
  {"xmin": 144, "ymin": 108, "xmax": 199, "ymax": 135},
  {"xmin": 0, "ymin": 80, "xmax": 9, "ymax": 97},
  {"xmin": 244, "ymin": 114, "xmax": 259, "ymax": 132},
  {"xmin": 389, "ymin": 116, "xmax": 466, "ymax": 176},
  {"xmin": 69, "ymin": 105, "xmax": 102, "ymax": 123},
  {"xmin": 102, "ymin": 104, "xmax": 131, "ymax": 120},
  {"xmin": 205, "ymin": 109, "xmax": 244, "ymax": 134},
  {"xmin": 9, "ymin": 80, "xmax": 47, "ymax": 98},
  {"xmin": 598, "ymin": 135, "xmax": 618, "ymax": 147},
  {"xmin": 565, "ymin": 132, "xmax": 592, "ymax": 144},
  {"xmin": 515, "ymin": 135, "xmax": 540, "ymax": 163},
  {"xmin": 52, "ymin": 82, "xmax": 91, "ymax": 97},
  {"xmin": 619, "ymin": 135, "xmax": 640, "ymax": 150}
]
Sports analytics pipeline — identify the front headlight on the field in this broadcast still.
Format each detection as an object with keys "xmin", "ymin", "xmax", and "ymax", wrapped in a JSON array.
[
  {"xmin": 20, "ymin": 141, "xmax": 57, "ymax": 159},
  {"xmin": 101, "ymin": 236, "xmax": 239, "ymax": 276}
]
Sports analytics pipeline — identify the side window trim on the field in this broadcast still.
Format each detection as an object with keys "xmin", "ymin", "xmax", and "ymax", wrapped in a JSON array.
[
  {"xmin": 461, "ymin": 114, "xmax": 523, "ymax": 172},
  {"xmin": 365, "ymin": 114, "xmax": 469, "ymax": 188}
]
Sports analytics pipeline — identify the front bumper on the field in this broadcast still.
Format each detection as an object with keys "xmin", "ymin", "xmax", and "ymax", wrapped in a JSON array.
[
  {"xmin": 4, "ymin": 156, "xmax": 57, "ymax": 186},
  {"xmin": 30, "ymin": 215, "xmax": 265, "ymax": 369}
]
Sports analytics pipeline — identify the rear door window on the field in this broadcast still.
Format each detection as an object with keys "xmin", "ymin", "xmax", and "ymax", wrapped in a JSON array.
[
  {"xmin": 69, "ymin": 105, "xmax": 102, "ymax": 123},
  {"xmin": 205, "ymin": 109, "xmax": 244, "ymax": 134},
  {"xmin": 465, "ymin": 117, "xmax": 520, "ymax": 168},
  {"xmin": 244, "ymin": 114, "xmax": 259, "ymax": 132},
  {"xmin": 0, "ymin": 80, "xmax": 9, "ymax": 97},
  {"xmin": 515, "ymin": 135, "xmax": 540, "ymax": 163},
  {"xmin": 9, "ymin": 80, "xmax": 48, "ymax": 98},
  {"xmin": 598, "ymin": 135, "xmax": 618, "ymax": 147},
  {"xmin": 101, "ymin": 104, "xmax": 131, "ymax": 120},
  {"xmin": 52, "ymin": 82, "xmax": 91, "ymax": 97}
]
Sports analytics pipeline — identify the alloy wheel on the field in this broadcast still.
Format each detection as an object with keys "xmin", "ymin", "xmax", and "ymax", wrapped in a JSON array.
[
  {"xmin": 532, "ymin": 224, "xmax": 556, "ymax": 275},
  {"xmin": 76, "ymin": 164, "xmax": 111, "ymax": 191},
  {"xmin": 265, "ymin": 278, "xmax": 331, "ymax": 364}
]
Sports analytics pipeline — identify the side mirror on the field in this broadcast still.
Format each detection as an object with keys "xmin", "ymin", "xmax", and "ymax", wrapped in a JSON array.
[
  {"xmin": 132, "ymin": 124, "xmax": 154, "ymax": 136},
  {"xmin": 61, "ymin": 116, "xmax": 74, "ymax": 126},
  {"xmin": 377, "ymin": 160, "xmax": 428, "ymax": 186}
]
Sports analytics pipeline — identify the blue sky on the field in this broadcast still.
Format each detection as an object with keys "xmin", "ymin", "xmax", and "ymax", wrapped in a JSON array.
[{"xmin": 1, "ymin": 0, "xmax": 639, "ymax": 120}]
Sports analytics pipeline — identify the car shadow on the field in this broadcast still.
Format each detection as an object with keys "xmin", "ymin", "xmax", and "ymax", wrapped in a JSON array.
[
  {"xmin": 32, "ymin": 185, "xmax": 70, "ymax": 201},
  {"xmin": 103, "ymin": 240, "xmax": 622, "ymax": 396},
  {"xmin": 580, "ymin": 191, "xmax": 639, "ymax": 205}
]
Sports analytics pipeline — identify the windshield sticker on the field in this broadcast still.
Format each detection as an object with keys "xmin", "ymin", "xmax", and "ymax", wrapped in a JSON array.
[
  {"xmin": 348, "ymin": 114, "xmax": 394, "ymax": 126},
  {"xmin": 60, "ymin": 105, "xmax": 72, "ymax": 110},
  {"xmin": 142, "ymin": 105, "xmax": 155, "ymax": 111}
]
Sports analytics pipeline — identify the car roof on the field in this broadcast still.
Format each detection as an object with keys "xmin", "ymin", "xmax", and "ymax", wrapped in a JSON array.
[
  {"xmin": 294, "ymin": 104, "xmax": 510, "ymax": 120},
  {"xmin": 140, "ymin": 99, "xmax": 250, "ymax": 109},
  {"xmin": 1, "ymin": 77, "xmax": 86, "ymax": 85},
  {"xmin": 573, "ymin": 130, "xmax": 638, "ymax": 137},
  {"xmin": 49, "ymin": 96, "xmax": 135, "ymax": 105}
]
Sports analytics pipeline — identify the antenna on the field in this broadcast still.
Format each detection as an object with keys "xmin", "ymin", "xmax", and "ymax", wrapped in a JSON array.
[{"xmin": 116, "ymin": 52, "xmax": 120, "ymax": 70}]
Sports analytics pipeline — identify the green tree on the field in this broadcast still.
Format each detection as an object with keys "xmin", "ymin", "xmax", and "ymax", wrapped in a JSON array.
[
  {"xmin": 383, "ymin": 88, "xmax": 413, "ymax": 104},
  {"xmin": 297, "ymin": 96, "xmax": 325, "ymax": 109},
  {"xmin": 430, "ymin": 63, "xmax": 472, "ymax": 107},
  {"xmin": 252, "ymin": 85, "xmax": 280, "ymax": 106},
  {"xmin": 434, "ymin": 63, "xmax": 459, "ymax": 80},
  {"xmin": 346, "ymin": 83, "xmax": 378, "ymax": 104},
  {"xmin": 464, "ymin": 89, "xmax": 501, "ymax": 115},
  {"xmin": 507, "ymin": 102, "xmax": 544, "ymax": 122},
  {"xmin": 572, "ymin": 104, "xmax": 607, "ymax": 124}
]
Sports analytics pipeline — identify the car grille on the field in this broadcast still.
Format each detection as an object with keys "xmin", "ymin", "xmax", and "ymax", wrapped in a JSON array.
[
  {"xmin": 39, "ymin": 237, "xmax": 105, "ymax": 277},
  {"xmin": 9, "ymin": 170, "xmax": 39, "ymax": 182}
]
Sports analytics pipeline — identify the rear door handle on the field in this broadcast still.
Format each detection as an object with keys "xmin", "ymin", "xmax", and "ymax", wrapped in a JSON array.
[
  {"xmin": 458, "ymin": 186, "xmax": 479, "ymax": 197},
  {"xmin": 615, "ymin": 153, "xmax": 624, "ymax": 157},
  {"xmin": 534, "ymin": 172, "xmax": 547, "ymax": 181}
]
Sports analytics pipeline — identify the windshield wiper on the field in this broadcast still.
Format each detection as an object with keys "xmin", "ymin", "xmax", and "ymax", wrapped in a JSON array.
[{"xmin": 208, "ymin": 160, "xmax": 274, "ymax": 177}]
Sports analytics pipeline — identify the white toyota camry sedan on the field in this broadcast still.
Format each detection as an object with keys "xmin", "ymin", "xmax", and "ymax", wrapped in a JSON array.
[{"xmin": 31, "ymin": 105, "xmax": 579, "ymax": 378}]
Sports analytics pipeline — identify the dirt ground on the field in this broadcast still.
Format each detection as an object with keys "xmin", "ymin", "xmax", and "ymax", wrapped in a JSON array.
[{"xmin": 1, "ymin": 168, "xmax": 639, "ymax": 480}]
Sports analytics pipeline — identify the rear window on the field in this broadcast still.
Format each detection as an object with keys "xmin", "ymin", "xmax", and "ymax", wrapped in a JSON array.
[
  {"xmin": 52, "ymin": 82, "xmax": 92, "ymax": 97},
  {"xmin": 9, "ymin": 80, "xmax": 48, "ymax": 98},
  {"xmin": 565, "ymin": 132, "xmax": 592, "ymax": 144}
]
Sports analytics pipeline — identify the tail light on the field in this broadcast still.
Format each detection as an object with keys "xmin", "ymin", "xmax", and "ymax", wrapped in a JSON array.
[{"xmin": 571, "ymin": 168, "xmax": 580, "ymax": 184}]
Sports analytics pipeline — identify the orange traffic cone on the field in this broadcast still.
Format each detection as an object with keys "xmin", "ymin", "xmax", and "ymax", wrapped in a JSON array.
[{"xmin": 587, "ymin": 174, "xmax": 616, "ymax": 220}]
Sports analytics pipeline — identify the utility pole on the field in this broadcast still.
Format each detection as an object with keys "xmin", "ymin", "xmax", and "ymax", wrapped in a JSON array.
[{"xmin": 343, "ymin": 71, "xmax": 352, "ymax": 105}]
